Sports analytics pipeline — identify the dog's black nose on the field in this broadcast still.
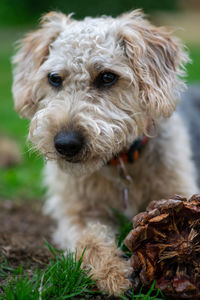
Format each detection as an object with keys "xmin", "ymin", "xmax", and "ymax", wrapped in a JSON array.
[{"xmin": 54, "ymin": 131, "xmax": 84, "ymax": 158}]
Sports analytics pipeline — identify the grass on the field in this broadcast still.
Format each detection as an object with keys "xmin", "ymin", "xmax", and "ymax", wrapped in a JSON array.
[
  {"xmin": 0, "ymin": 242, "xmax": 165, "ymax": 300},
  {"xmin": 121, "ymin": 282, "xmax": 164, "ymax": 300},
  {"xmin": 40, "ymin": 245, "xmax": 97, "ymax": 299},
  {"xmin": 0, "ymin": 244, "xmax": 100, "ymax": 300},
  {"xmin": 114, "ymin": 209, "xmax": 133, "ymax": 255},
  {"xmin": 1, "ymin": 268, "xmax": 41, "ymax": 300}
]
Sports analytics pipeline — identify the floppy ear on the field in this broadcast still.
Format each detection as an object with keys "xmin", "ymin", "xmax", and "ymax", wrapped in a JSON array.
[
  {"xmin": 119, "ymin": 10, "xmax": 189, "ymax": 118},
  {"xmin": 12, "ymin": 12, "xmax": 69, "ymax": 119}
]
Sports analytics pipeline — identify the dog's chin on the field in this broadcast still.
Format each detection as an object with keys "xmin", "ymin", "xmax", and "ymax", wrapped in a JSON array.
[{"xmin": 56, "ymin": 156, "xmax": 106, "ymax": 177}]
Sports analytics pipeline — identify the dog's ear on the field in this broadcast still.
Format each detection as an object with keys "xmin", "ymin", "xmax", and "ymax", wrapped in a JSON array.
[
  {"xmin": 119, "ymin": 10, "xmax": 189, "ymax": 118},
  {"xmin": 12, "ymin": 12, "xmax": 69, "ymax": 119}
]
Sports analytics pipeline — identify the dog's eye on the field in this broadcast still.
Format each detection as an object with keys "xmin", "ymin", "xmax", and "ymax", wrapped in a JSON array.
[
  {"xmin": 94, "ymin": 72, "xmax": 119, "ymax": 88},
  {"xmin": 48, "ymin": 73, "xmax": 62, "ymax": 88}
]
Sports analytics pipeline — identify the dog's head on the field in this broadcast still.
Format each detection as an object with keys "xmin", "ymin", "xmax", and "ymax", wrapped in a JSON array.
[{"xmin": 12, "ymin": 10, "xmax": 188, "ymax": 175}]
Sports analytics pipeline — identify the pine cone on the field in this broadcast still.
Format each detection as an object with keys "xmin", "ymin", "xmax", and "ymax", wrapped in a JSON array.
[{"xmin": 124, "ymin": 195, "xmax": 200, "ymax": 299}]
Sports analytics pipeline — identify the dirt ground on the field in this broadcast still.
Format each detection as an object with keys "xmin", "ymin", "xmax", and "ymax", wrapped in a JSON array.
[
  {"xmin": 0, "ymin": 200, "xmax": 121, "ymax": 299},
  {"xmin": 0, "ymin": 200, "xmax": 55, "ymax": 276}
]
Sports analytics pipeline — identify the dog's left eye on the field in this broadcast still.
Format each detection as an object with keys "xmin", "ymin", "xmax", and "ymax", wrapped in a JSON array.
[
  {"xmin": 48, "ymin": 73, "xmax": 62, "ymax": 88},
  {"xmin": 94, "ymin": 72, "xmax": 119, "ymax": 88}
]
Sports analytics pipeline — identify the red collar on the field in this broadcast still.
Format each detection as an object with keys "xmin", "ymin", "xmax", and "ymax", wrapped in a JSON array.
[{"xmin": 108, "ymin": 135, "xmax": 148, "ymax": 166}]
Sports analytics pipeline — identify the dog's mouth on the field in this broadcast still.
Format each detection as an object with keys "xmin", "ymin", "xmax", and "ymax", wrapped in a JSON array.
[
  {"xmin": 56, "ymin": 150, "xmax": 88, "ymax": 164},
  {"xmin": 57, "ymin": 148, "xmax": 108, "ymax": 168},
  {"xmin": 56, "ymin": 146, "xmax": 92, "ymax": 164},
  {"xmin": 63, "ymin": 156, "xmax": 82, "ymax": 163}
]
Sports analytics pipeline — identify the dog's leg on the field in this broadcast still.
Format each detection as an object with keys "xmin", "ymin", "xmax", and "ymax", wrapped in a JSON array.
[
  {"xmin": 76, "ymin": 223, "xmax": 132, "ymax": 296},
  {"xmin": 53, "ymin": 215, "xmax": 132, "ymax": 296},
  {"xmin": 44, "ymin": 164, "xmax": 132, "ymax": 296}
]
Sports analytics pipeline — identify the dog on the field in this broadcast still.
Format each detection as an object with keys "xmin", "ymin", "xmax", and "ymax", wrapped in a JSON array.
[{"xmin": 12, "ymin": 10, "xmax": 199, "ymax": 296}]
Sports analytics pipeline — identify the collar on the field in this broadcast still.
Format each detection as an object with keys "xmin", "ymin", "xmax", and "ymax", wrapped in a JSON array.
[{"xmin": 108, "ymin": 135, "xmax": 148, "ymax": 166}]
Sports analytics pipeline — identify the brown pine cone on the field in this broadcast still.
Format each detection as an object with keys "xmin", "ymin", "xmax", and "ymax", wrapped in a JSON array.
[{"xmin": 124, "ymin": 194, "xmax": 200, "ymax": 299}]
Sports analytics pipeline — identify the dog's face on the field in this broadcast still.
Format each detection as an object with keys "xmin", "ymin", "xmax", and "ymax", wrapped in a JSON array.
[{"xmin": 12, "ymin": 10, "xmax": 188, "ymax": 175}]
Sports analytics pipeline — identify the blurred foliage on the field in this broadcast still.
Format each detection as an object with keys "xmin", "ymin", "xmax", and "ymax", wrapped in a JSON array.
[
  {"xmin": 187, "ymin": 46, "xmax": 200, "ymax": 82},
  {"xmin": 0, "ymin": 31, "xmax": 44, "ymax": 200},
  {"xmin": 0, "ymin": 0, "xmax": 178, "ymax": 26}
]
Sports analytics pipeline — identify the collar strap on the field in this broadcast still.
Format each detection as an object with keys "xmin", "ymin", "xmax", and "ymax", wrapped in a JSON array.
[{"xmin": 108, "ymin": 135, "xmax": 148, "ymax": 166}]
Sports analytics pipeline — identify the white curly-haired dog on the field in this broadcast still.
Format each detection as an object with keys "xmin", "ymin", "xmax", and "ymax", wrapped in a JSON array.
[{"xmin": 12, "ymin": 10, "xmax": 198, "ymax": 295}]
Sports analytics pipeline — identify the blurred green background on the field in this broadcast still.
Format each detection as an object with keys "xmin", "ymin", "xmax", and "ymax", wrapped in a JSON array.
[
  {"xmin": 0, "ymin": 0, "xmax": 178, "ymax": 25},
  {"xmin": 0, "ymin": 0, "xmax": 200, "ymax": 201}
]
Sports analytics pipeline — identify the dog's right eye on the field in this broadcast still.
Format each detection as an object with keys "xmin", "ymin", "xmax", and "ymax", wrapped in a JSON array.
[
  {"xmin": 94, "ymin": 72, "xmax": 119, "ymax": 89},
  {"xmin": 48, "ymin": 73, "xmax": 62, "ymax": 88}
]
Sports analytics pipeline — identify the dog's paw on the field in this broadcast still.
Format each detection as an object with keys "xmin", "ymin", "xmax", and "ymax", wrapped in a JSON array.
[
  {"xmin": 76, "ymin": 223, "xmax": 132, "ymax": 295},
  {"xmin": 94, "ymin": 254, "xmax": 132, "ymax": 296}
]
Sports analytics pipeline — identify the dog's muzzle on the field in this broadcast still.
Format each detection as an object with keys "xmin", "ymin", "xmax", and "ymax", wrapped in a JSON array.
[{"xmin": 54, "ymin": 131, "xmax": 85, "ymax": 161}]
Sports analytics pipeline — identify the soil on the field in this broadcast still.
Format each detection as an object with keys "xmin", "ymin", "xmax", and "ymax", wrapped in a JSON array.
[
  {"xmin": 0, "ymin": 200, "xmax": 122, "ymax": 299},
  {"xmin": 0, "ymin": 200, "xmax": 55, "ymax": 277}
]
